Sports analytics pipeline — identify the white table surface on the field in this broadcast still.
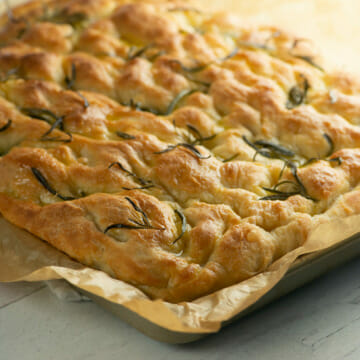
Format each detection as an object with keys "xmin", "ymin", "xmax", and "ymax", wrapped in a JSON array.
[{"xmin": 1, "ymin": 258, "xmax": 360, "ymax": 360}]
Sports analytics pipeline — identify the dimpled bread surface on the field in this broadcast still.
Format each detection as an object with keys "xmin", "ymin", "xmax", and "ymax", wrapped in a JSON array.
[{"xmin": 0, "ymin": 0, "xmax": 360, "ymax": 302}]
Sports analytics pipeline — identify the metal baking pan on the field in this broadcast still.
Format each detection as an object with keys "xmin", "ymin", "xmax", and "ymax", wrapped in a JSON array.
[{"xmin": 78, "ymin": 232, "xmax": 360, "ymax": 344}]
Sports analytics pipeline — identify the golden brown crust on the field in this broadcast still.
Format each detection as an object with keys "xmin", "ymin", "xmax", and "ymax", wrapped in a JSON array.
[{"xmin": 0, "ymin": 0, "xmax": 360, "ymax": 302}]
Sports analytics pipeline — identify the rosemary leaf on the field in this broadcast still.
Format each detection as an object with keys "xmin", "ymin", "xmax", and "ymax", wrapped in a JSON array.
[
  {"xmin": 286, "ymin": 76, "xmax": 310, "ymax": 110},
  {"xmin": 154, "ymin": 143, "xmax": 211, "ymax": 159},
  {"xmin": 65, "ymin": 63, "xmax": 89, "ymax": 108},
  {"xmin": 122, "ymin": 184, "xmax": 155, "ymax": 190},
  {"xmin": 78, "ymin": 92, "xmax": 89, "ymax": 108},
  {"xmin": 243, "ymin": 136, "xmax": 294, "ymax": 161},
  {"xmin": 40, "ymin": 131, "xmax": 73, "ymax": 143},
  {"xmin": 127, "ymin": 44, "xmax": 153, "ymax": 60},
  {"xmin": 108, "ymin": 162, "xmax": 149, "ymax": 186},
  {"xmin": 21, "ymin": 107, "xmax": 59, "ymax": 124},
  {"xmin": 323, "ymin": 133, "xmax": 335, "ymax": 157},
  {"xmin": 262, "ymin": 187, "xmax": 299, "ymax": 195},
  {"xmin": 254, "ymin": 139, "xmax": 295, "ymax": 157},
  {"xmin": 260, "ymin": 193, "xmax": 295, "ymax": 201},
  {"xmin": 261, "ymin": 162, "xmax": 317, "ymax": 202},
  {"xmin": 186, "ymin": 124, "xmax": 217, "ymax": 144},
  {"xmin": 125, "ymin": 99, "xmax": 161, "ymax": 115},
  {"xmin": 328, "ymin": 157, "xmax": 342, "ymax": 166},
  {"xmin": 294, "ymin": 55, "xmax": 324, "ymax": 72},
  {"xmin": 165, "ymin": 89, "xmax": 197, "ymax": 115},
  {"xmin": 116, "ymin": 131, "xmax": 136, "ymax": 140},
  {"xmin": 221, "ymin": 47, "xmax": 239, "ymax": 61},
  {"xmin": 104, "ymin": 223, "xmax": 151, "ymax": 233},
  {"xmin": 41, "ymin": 115, "xmax": 65, "ymax": 137},
  {"xmin": 147, "ymin": 50, "xmax": 166, "ymax": 61},
  {"xmin": 125, "ymin": 196, "xmax": 150, "ymax": 226},
  {"xmin": 31, "ymin": 167, "xmax": 74, "ymax": 201},
  {"xmin": 65, "ymin": 63, "xmax": 76, "ymax": 89},
  {"xmin": 0, "ymin": 119, "xmax": 12, "ymax": 132},
  {"xmin": 104, "ymin": 197, "xmax": 165, "ymax": 234},
  {"xmin": 173, "ymin": 209, "xmax": 187, "ymax": 244}
]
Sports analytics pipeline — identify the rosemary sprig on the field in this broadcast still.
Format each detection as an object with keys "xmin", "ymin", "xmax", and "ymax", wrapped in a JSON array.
[
  {"xmin": 253, "ymin": 139, "xmax": 295, "ymax": 157},
  {"xmin": 124, "ymin": 99, "xmax": 161, "ymax": 115},
  {"xmin": 21, "ymin": 107, "xmax": 61, "ymax": 125},
  {"xmin": 186, "ymin": 124, "xmax": 217, "ymax": 144},
  {"xmin": 0, "ymin": 119, "xmax": 12, "ymax": 132},
  {"xmin": 116, "ymin": 131, "xmax": 136, "ymax": 140},
  {"xmin": 288, "ymin": 163, "xmax": 309, "ymax": 197},
  {"xmin": 104, "ymin": 196, "xmax": 164, "ymax": 234},
  {"xmin": 41, "ymin": 115, "xmax": 65, "ymax": 136},
  {"xmin": 21, "ymin": 107, "xmax": 72, "ymax": 142},
  {"xmin": 260, "ymin": 162, "xmax": 316, "ymax": 201},
  {"xmin": 64, "ymin": 63, "xmax": 76, "ymax": 89},
  {"xmin": 242, "ymin": 136, "xmax": 294, "ymax": 161},
  {"xmin": 154, "ymin": 121, "xmax": 215, "ymax": 159},
  {"xmin": 65, "ymin": 63, "xmax": 89, "ymax": 108},
  {"xmin": 301, "ymin": 134, "xmax": 341, "ymax": 167},
  {"xmin": 125, "ymin": 197, "xmax": 150, "ymax": 226},
  {"xmin": 31, "ymin": 167, "xmax": 75, "ymax": 201},
  {"xmin": 104, "ymin": 223, "xmax": 152, "ymax": 232},
  {"xmin": 108, "ymin": 162, "xmax": 153, "ymax": 187},
  {"xmin": 164, "ymin": 89, "xmax": 197, "ymax": 115},
  {"xmin": 154, "ymin": 142, "xmax": 211, "ymax": 159},
  {"xmin": 173, "ymin": 209, "xmax": 187, "ymax": 244},
  {"xmin": 286, "ymin": 75, "xmax": 310, "ymax": 109}
]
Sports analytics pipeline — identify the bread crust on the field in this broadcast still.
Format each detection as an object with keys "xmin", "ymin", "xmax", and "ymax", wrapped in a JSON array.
[{"xmin": 1, "ymin": 0, "xmax": 360, "ymax": 302}]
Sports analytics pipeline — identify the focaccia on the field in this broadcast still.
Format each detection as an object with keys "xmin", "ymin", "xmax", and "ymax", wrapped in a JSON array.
[{"xmin": 1, "ymin": 0, "xmax": 360, "ymax": 302}]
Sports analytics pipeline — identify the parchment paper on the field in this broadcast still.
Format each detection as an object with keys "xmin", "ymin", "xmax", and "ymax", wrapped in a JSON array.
[{"xmin": 1, "ymin": 0, "xmax": 360, "ymax": 334}]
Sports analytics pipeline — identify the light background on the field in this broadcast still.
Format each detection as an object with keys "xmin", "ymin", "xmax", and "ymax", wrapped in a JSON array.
[{"xmin": 201, "ymin": 0, "xmax": 360, "ymax": 75}]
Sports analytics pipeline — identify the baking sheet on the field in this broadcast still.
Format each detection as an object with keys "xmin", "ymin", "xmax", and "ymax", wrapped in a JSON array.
[
  {"xmin": 2, "ymin": 214, "xmax": 360, "ymax": 336},
  {"xmin": 1, "ymin": 0, "xmax": 360, "ymax": 341},
  {"xmin": 79, "ymin": 232, "xmax": 360, "ymax": 343}
]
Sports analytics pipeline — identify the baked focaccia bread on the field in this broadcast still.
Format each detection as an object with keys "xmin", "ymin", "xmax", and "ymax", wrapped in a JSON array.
[{"xmin": 1, "ymin": 0, "xmax": 360, "ymax": 303}]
